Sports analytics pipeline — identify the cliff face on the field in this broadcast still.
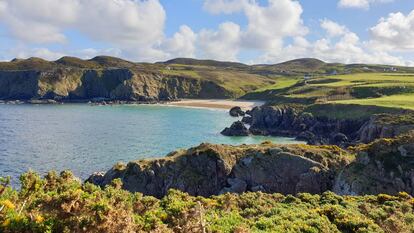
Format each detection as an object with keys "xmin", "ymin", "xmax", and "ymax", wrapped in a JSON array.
[
  {"xmin": 0, "ymin": 68, "xmax": 233, "ymax": 101},
  {"xmin": 88, "ymin": 142, "xmax": 352, "ymax": 198},
  {"xmin": 0, "ymin": 70, "xmax": 40, "ymax": 99}
]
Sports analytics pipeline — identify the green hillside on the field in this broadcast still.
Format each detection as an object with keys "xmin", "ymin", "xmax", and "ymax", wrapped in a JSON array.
[{"xmin": 246, "ymin": 73, "xmax": 414, "ymax": 111}]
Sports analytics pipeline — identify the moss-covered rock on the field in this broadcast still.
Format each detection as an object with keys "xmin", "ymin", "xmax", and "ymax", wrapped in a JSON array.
[
  {"xmin": 88, "ymin": 142, "xmax": 353, "ymax": 197},
  {"xmin": 334, "ymin": 131, "xmax": 414, "ymax": 195}
]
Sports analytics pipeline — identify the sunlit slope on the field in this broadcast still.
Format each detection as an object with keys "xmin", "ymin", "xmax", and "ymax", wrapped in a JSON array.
[{"xmin": 245, "ymin": 73, "xmax": 414, "ymax": 110}]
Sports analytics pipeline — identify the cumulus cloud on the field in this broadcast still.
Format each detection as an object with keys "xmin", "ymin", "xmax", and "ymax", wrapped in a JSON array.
[
  {"xmin": 160, "ymin": 25, "xmax": 197, "ymax": 58},
  {"xmin": 241, "ymin": 0, "xmax": 306, "ymax": 50},
  {"xmin": 199, "ymin": 0, "xmax": 306, "ymax": 60},
  {"xmin": 338, "ymin": 0, "xmax": 394, "ymax": 9},
  {"xmin": 320, "ymin": 19, "xmax": 348, "ymax": 37},
  {"xmin": 198, "ymin": 22, "xmax": 241, "ymax": 61},
  {"xmin": 259, "ymin": 19, "xmax": 412, "ymax": 66},
  {"xmin": 0, "ymin": 0, "xmax": 411, "ymax": 66},
  {"xmin": 0, "ymin": 0, "xmax": 166, "ymax": 61},
  {"xmin": 369, "ymin": 10, "xmax": 414, "ymax": 51}
]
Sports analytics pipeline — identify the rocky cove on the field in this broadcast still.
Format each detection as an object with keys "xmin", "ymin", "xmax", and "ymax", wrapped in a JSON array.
[
  {"xmin": 85, "ymin": 104, "xmax": 414, "ymax": 198},
  {"xmin": 2, "ymin": 56, "xmax": 414, "ymax": 204},
  {"xmin": 88, "ymin": 132, "xmax": 414, "ymax": 197}
]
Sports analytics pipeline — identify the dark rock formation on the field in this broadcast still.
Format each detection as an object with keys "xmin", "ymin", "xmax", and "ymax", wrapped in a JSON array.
[
  {"xmin": 222, "ymin": 105, "xmax": 414, "ymax": 146},
  {"xmin": 241, "ymin": 115, "xmax": 252, "ymax": 124},
  {"xmin": 229, "ymin": 106, "xmax": 245, "ymax": 117},
  {"xmin": 221, "ymin": 121, "xmax": 249, "ymax": 136},
  {"xmin": 357, "ymin": 114, "xmax": 414, "ymax": 143},
  {"xmin": 88, "ymin": 143, "xmax": 351, "ymax": 198}
]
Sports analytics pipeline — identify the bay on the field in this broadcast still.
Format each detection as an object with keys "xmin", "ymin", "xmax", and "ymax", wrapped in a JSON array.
[{"xmin": 0, "ymin": 104, "xmax": 300, "ymax": 184}]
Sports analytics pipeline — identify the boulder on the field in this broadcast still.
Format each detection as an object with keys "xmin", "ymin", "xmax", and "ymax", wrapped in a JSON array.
[
  {"xmin": 231, "ymin": 151, "xmax": 332, "ymax": 194},
  {"xmin": 221, "ymin": 121, "xmax": 249, "ymax": 136},
  {"xmin": 241, "ymin": 116, "xmax": 252, "ymax": 124},
  {"xmin": 229, "ymin": 106, "xmax": 245, "ymax": 117},
  {"xmin": 86, "ymin": 172, "xmax": 105, "ymax": 185},
  {"xmin": 330, "ymin": 133, "xmax": 348, "ymax": 145}
]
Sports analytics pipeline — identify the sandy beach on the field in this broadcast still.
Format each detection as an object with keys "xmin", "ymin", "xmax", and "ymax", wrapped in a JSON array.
[{"xmin": 166, "ymin": 99, "xmax": 264, "ymax": 110}]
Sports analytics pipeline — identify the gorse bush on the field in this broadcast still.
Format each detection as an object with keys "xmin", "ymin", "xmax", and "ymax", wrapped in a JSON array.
[{"xmin": 0, "ymin": 171, "xmax": 413, "ymax": 233}]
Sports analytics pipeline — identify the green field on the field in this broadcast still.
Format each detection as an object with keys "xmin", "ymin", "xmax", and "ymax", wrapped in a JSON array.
[
  {"xmin": 159, "ymin": 64, "xmax": 277, "ymax": 97},
  {"xmin": 333, "ymin": 94, "xmax": 414, "ymax": 110},
  {"xmin": 251, "ymin": 73, "xmax": 414, "ymax": 111}
]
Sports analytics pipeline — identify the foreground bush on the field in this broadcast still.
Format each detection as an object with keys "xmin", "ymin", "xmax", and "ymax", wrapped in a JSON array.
[{"xmin": 0, "ymin": 171, "xmax": 413, "ymax": 233}]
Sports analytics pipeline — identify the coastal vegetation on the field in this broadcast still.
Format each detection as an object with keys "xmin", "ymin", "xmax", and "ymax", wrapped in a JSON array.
[
  {"xmin": 2, "ymin": 56, "xmax": 414, "ymax": 232},
  {"xmin": 0, "ymin": 171, "xmax": 413, "ymax": 233}
]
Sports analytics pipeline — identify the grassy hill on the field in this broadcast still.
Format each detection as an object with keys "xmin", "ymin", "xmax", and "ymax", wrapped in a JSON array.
[
  {"xmin": 245, "ymin": 72, "xmax": 414, "ymax": 111},
  {"xmin": 1, "ymin": 56, "xmax": 414, "ymax": 103}
]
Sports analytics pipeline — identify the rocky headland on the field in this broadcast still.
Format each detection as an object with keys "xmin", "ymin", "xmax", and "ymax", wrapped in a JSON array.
[
  {"xmin": 0, "ymin": 68, "xmax": 234, "ymax": 102},
  {"xmin": 88, "ymin": 131, "xmax": 414, "ymax": 197}
]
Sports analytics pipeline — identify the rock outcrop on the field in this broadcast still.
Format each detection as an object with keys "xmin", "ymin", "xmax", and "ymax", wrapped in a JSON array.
[
  {"xmin": 221, "ymin": 121, "xmax": 249, "ymax": 136},
  {"xmin": 357, "ymin": 114, "xmax": 414, "ymax": 143},
  {"xmin": 334, "ymin": 132, "xmax": 414, "ymax": 195},
  {"xmin": 229, "ymin": 106, "xmax": 245, "ymax": 117},
  {"xmin": 88, "ymin": 132, "xmax": 414, "ymax": 197},
  {"xmin": 222, "ymin": 105, "xmax": 414, "ymax": 146},
  {"xmin": 87, "ymin": 142, "xmax": 351, "ymax": 198}
]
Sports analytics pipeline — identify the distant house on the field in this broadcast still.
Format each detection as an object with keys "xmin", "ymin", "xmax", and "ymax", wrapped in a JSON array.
[
  {"xmin": 165, "ymin": 66, "xmax": 172, "ymax": 70},
  {"xmin": 304, "ymin": 75, "xmax": 312, "ymax": 84},
  {"xmin": 329, "ymin": 70, "xmax": 338, "ymax": 75},
  {"xmin": 384, "ymin": 67, "xmax": 398, "ymax": 72}
]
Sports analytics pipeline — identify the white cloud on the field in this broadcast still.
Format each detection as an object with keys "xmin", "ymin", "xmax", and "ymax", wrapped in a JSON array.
[
  {"xmin": 0, "ymin": 0, "xmax": 78, "ymax": 43},
  {"xmin": 0, "ymin": 0, "xmax": 166, "ymax": 61},
  {"xmin": 259, "ymin": 19, "xmax": 412, "ymax": 66},
  {"xmin": 338, "ymin": 0, "xmax": 394, "ymax": 9},
  {"xmin": 320, "ymin": 19, "xmax": 348, "ymax": 37},
  {"xmin": 160, "ymin": 25, "xmax": 197, "ymax": 58},
  {"xmin": 241, "ymin": 0, "xmax": 306, "ymax": 50},
  {"xmin": 77, "ymin": 0, "xmax": 166, "ymax": 49},
  {"xmin": 199, "ymin": 0, "xmax": 306, "ymax": 60},
  {"xmin": 7, "ymin": 47, "xmax": 65, "ymax": 61},
  {"xmin": 369, "ymin": 10, "xmax": 414, "ymax": 51},
  {"xmin": 198, "ymin": 22, "xmax": 241, "ymax": 61},
  {"xmin": 0, "ymin": 0, "xmax": 412, "ymax": 66}
]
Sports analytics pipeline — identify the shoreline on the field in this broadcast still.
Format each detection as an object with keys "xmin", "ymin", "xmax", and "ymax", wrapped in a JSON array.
[
  {"xmin": 165, "ymin": 99, "xmax": 264, "ymax": 110},
  {"xmin": 0, "ymin": 98, "xmax": 264, "ymax": 110}
]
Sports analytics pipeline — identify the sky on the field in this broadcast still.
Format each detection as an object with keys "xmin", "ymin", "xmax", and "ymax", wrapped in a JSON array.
[{"xmin": 0, "ymin": 0, "xmax": 414, "ymax": 65}]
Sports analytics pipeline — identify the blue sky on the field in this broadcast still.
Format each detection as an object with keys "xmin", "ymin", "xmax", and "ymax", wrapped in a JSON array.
[{"xmin": 0, "ymin": 0, "xmax": 413, "ymax": 65}]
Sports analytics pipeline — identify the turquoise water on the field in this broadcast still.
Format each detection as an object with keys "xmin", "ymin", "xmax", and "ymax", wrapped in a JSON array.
[{"xmin": 0, "ymin": 104, "xmax": 300, "ymax": 183}]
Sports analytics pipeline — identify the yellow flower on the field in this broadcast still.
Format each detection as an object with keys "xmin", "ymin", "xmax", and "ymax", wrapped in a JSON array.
[
  {"xmin": 1, "ymin": 200, "xmax": 15, "ymax": 209},
  {"xmin": 1, "ymin": 219, "xmax": 10, "ymax": 227},
  {"xmin": 35, "ymin": 215, "xmax": 44, "ymax": 224}
]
